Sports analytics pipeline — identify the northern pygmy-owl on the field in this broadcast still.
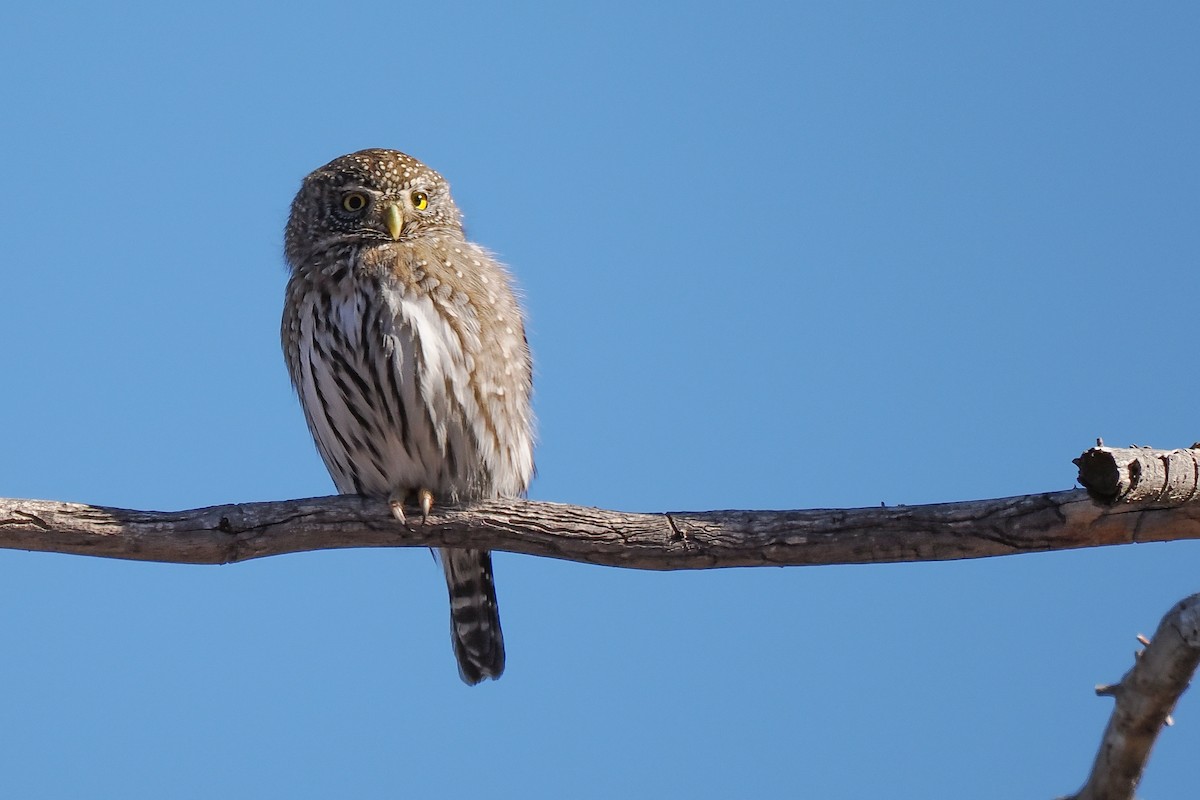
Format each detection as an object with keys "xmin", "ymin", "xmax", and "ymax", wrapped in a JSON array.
[{"xmin": 281, "ymin": 149, "xmax": 534, "ymax": 684}]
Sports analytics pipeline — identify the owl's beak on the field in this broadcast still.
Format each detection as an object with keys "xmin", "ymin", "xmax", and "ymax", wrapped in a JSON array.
[{"xmin": 384, "ymin": 202, "xmax": 404, "ymax": 240}]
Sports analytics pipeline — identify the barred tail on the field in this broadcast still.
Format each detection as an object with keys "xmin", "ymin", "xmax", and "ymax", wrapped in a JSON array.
[{"xmin": 441, "ymin": 547, "xmax": 505, "ymax": 684}]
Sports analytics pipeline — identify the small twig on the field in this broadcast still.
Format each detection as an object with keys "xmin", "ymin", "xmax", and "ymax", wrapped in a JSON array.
[{"xmin": 1064, "ymin": 594, "xmax": 1200, "ymax": 800}]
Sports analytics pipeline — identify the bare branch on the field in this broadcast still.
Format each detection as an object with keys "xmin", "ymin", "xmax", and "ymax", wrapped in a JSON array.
[
  {"xmin": 1063, "ymin": 594, "xmax": 1200, "ymax": 800},
  {"xmin": 2, "ymin": 488, "xmax": 1200, "ymax": 569},
  {"xmin": 4, "ymin": 442, "xmax": 1200, "ymax": 797}
]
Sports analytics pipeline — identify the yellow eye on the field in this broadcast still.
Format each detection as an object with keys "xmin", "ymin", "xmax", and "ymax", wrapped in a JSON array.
[
  {"xmin": 411, "ymin": 190, "xmax": 428, "ymax": 210},
  {"xmin": 341, "ymin": 192, "xmax": 368, "ymax": 212}
]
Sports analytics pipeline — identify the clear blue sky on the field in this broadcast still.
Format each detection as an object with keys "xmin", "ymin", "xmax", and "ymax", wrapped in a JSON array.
[{"xmin": 1, "ymin": 3, "xmax": 1197, "ymax": 797}]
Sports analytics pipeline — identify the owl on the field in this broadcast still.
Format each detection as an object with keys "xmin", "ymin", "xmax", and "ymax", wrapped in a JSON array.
[{"xmin": 281, "ymin": 149, "xmax": 535, "ymax": 684}]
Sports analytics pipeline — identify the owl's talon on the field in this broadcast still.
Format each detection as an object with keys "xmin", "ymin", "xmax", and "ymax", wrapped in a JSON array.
[
  {"xmin": 388, "ymin": 497, "xmax": 414, "ymax": 530},
  {"xmin": 388, "ymin": 498, "xmax": 406, "ymax": 523},
  {"xmin": 419, "ymin": 488, "xmax": 434, "ymax": 524}
]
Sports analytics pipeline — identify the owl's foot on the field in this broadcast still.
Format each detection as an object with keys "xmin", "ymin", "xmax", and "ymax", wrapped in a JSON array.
[
  {"xmin": 418, "ymin": 488, "xmax": 434, "ymax": 524},
  {"xmin": 386, "ymin": 490, "xmax": 434, "ymax": 527}
]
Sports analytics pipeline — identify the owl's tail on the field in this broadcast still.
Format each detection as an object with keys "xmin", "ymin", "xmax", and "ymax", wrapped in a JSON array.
[{"xmin": 440, "ymin": 547, "xmax": 506, "ymax": 684}]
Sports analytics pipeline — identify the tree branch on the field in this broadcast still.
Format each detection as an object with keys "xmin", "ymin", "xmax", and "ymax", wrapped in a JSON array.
[
  {"xmin": 1075, "ymin": 444, "xmax": 1200, "ymax": 505},
  {"xmin": 4, "ymin": 443, "xmax": 1200, "ymax": 798},
  {"xmin": 1, "ymin": 487, "xmax": 1200, "ymax": 569},
  {"xmin": 1064, "ymin": 594, "xmax": 1200, "ymax": 800}
]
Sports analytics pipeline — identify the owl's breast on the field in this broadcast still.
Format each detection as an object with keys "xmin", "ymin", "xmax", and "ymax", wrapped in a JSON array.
[{"xmin": 284, "ymin": 235, "xmax": 533, "ymax": 500}]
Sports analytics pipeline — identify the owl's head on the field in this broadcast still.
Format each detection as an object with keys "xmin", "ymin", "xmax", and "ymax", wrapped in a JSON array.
[{"xmin": 284, "ymin": 148, "xmax": 464, "ymax": 267}]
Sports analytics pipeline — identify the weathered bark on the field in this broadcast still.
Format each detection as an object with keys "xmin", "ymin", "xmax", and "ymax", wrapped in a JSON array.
[
  {"xmin": 1, "ymin": 489, "xmax": 1200, "ymax": 569},
  {"xmin": 1063, "ymin": 594, "xmax": 1200, "ymax": 800},
  {"xmin": 1076, "ymin": 445, "xmax": 1200, "ymax": 505}
]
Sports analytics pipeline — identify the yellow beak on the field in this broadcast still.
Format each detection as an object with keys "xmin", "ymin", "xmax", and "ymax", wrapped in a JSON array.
[{"xmin": 384, "ymin": 202, "xmax": 404, "ymax": 240}]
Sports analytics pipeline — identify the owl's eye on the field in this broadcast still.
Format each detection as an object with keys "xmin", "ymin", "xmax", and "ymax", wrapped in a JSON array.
[
  {"xmin": 411, "ymin": 190, "xmax": 429, "ymax": 210},
  {"xmin": 341, "ymin": 192, "xmax": 369, "ymax": 213}
]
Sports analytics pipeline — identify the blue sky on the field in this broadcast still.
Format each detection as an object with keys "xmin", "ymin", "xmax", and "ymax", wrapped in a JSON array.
[{"xmin": 1, "ymin": 2, "xmax": 1198, "ymax": 797}]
